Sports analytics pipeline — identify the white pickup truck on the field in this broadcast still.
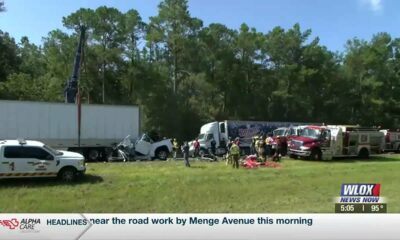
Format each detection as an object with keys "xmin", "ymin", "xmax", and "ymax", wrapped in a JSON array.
[
  {"xmin": 0, "ymin": 139, "xmax": 86, "ymax": 182},
  {"xmin": 110, "ymin": 134, "xmax": 173, "ymax": 161}
]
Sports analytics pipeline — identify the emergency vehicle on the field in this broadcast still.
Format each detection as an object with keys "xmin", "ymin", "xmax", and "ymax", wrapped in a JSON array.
[
  {"xmin": 379, "ymin": 129, "xmax": 400, "ymax": 152},
  {"xmin": 272, "ymin": 125, "xmax": 308, "ymax": 155},
  {"xmin": 0, "ymin": 139, "xmax": 86, "ymax": 181},
  {"xmin": 288, "ymin": 125, "xmax": 384, "ymax": 160}
]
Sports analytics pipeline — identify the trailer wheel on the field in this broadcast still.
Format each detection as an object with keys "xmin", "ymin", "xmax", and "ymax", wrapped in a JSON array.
[
  {"xmin": 310, "ymin": 149, "xmax": 322, "ymax": 160},
  {"xmin": 358, "ymin": 148, "xmax": 369, "ymax": 159},
  {"xmin": 58, "ymin": 167, "xmax": 77, "ymax": 182},
  {"xmin": 88, "ymin": 149, "xmax": 100, "ymax": 162}
]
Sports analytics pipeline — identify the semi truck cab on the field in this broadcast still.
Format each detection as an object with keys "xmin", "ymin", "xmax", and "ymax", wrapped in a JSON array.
[{"xmin": 189, "ymin": 122, "xmax": 228, "ymax": 156}]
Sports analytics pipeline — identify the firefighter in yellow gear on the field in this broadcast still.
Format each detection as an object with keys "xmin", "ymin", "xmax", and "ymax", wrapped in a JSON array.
[
  {"xmin": 230, "ymin": 142, "xmax": 240, "ymax": 169},
  {"xmin": 256, "ymin": 136, "xmax": 265, "ymax": 161}
]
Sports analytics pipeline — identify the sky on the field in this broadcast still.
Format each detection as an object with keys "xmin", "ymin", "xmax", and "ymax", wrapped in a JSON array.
[{"xmin": 0, "ymin": 0, "xmax": 399, "ymax": 52}]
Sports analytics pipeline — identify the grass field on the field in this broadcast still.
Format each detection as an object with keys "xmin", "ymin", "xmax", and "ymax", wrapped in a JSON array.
[{"xmin": 0, "ymin": 155, "xmax": 399, "ymax": 213}]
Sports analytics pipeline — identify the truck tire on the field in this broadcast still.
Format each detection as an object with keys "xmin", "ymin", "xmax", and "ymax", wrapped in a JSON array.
[
  {"xmin": 309, "ymin": 149, "xmax": 322, "ymax": 160},
  {"xmin": 289, "ymin": 154, "xmax": 298, "ymax": 159},
  {"xmin": 155, "ymin": 147, "xmax": 169, "ymax": 160},
  {"xmin": 88, "ymin": 149, "xmax": 100, "ymax": 162},
  {"xmin": 358, "ymin": 148, "xmax": 369, "ymax": 159},
  {"xmin": 199, "ymin": 148, "xmax": 207, "ymax": 157},
  {"xmin": 58, "ymin": 167, "xmax": 77, "ymax": 182}
]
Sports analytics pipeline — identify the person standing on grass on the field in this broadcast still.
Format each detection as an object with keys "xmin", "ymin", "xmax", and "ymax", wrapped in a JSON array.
[
  {"xmin": 182, "ymin": 141, "xmax": 190, "ymax": 167},
  {"xmin": 251, "ymin": 136, "xmax": 256, "ymax": 155},
  {"xmin": 273, "ymin": 136, "xmax": 282, "ymax": 162},
  {"xmin": 226, "ymin": 138, "xmax": 232, "ymax": 165},
  {"xmin": 256, "ymin": 136, "xmax": 264, "ymax": 159},
  {"xmin": 194, "ymin": 138, "xmax": 200, "ymax": 158},
  {"xmin": 172, "ymin": 138, "xmax": 179, "ymax": 160},
  {"xmin": 265, "ymin": 133, "xmax": 274, "ymax": 160},
  {"xmin": 230, "ymin": 141, "xmax": 240, "ymax": 169},
  {"xmin": 210, "ymin": 138, "xmax": 217, "ymax": 160}
]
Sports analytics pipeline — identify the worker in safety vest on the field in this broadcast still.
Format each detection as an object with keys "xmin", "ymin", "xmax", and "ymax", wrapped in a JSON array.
[
  {"xmin": 172, "ymin": 138, "xmax": 179, "ymax": 160},
  {"xmin": 230, "ymin": 140, "xmax": 240, "ymax": 169},
  {"xmin": 226, "ymin": 138, "xmax": 233, "ymax": 165},
  {"xmin": 256, "ymin": 136, "xmax": 265, "ymax": 161},
  {"xmin": 265, "ymin": 133, "xmax": 274, "ymax": 160},
  {"xmin": 254, "ymin": 136, "xmax": 260, "ymax": 157}
]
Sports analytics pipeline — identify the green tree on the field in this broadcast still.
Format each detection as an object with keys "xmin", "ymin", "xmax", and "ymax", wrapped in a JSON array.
[
  {"xmin": 343, "ymin": 33, "xmax": 400, "ymax": 127},
  {"xmin": 147, "ymin": 0, "xmax": 203, "ymax": 94},
  {"xmin": 0, "ymin": 30, "xmax": 20, "ymax": 82},
  {"xmin": 198, "ymin": 23, "xmax": 237, "ymax": 119},
  {"xmin": 92, "ymin": 6, "xmax": 125, "ymax": 104},
  {"xmin": 18, "ymin": 36, "xmax": 46, "ymax": 78},
  {"xmin": 233, "ymin": 23, "xmax": 266, "ymax": 119},
  {"xmin": 263, "ymin": 24, "xmax": 334, "ymax": 121},
  {"xmin": 121, "ymin": 9, "xmax": 146, "ymax": 103},
  {"xmin": 145, "ymin": 0, "xmax": 205, "ymax": 139},
  {"xmin": 0, "ymin": 73, "xmax": 46, "ymax": 100},
  {"xmin": 42, "ymin": 30, "xmax": 77, "ymax": 101},
  {"xmin": 0, "ymin": 1, "xmax": 5, "ymax": 12}
]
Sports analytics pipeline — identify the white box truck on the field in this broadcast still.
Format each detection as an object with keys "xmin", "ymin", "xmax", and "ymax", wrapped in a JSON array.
[{"xmin": 0, "ymin": 100, "xmax": 140, "ymax": 161}]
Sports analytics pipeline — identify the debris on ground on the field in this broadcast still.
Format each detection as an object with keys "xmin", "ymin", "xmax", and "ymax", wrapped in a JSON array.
[{"xmin": 241, "ymin": 155, "xmax": 282, "ymax": 169}]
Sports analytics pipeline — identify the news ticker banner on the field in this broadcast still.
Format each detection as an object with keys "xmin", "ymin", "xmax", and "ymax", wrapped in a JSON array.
[{"xmin": 1, "ymin": 214, "xmax": 400, "ymax": 240}]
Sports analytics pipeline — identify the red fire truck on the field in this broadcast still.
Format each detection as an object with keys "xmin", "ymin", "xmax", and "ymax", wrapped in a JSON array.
[
  {"xmin": 288, "ymin": 125, "xmax": 384, "ymax": 160},
  {"xmin": 379, "ymin": 129, "xmax": 400, "ymax": 152},
  {"xmin": 272, "ymin": 126, "xmax": 307, "ymax": 155}
]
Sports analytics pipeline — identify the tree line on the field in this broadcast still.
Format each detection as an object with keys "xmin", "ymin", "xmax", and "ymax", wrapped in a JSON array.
[{"xmin": 1, "ymin": 0, "xmax": 400, "ymax": 140}]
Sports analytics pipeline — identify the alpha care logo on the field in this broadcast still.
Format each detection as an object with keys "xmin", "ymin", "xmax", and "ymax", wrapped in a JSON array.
[
  {"xmin": 0, "ymin": 218, "xmax": 41, "ymax": 233},
  {"xmin": 19, "ymin": 218, "xmax": 41, "ymax": 232},
  {"xmin": 0, "ymin": 218, "xmax": 19, "ymax": 230}
]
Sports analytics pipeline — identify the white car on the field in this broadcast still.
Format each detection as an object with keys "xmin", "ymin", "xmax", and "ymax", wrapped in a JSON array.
[{"xmin": 0, "ymin": 139, "xmax": 86, "ymax": 182}]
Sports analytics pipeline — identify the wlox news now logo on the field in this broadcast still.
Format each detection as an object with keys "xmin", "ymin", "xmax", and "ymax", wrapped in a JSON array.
[
  {"xmin": 0, "ymin": 218, "xmax": 41, "ymax": 232},
  {"xmin": 339, "ymin": 183, "xmax": 381, "ymax": 203}
]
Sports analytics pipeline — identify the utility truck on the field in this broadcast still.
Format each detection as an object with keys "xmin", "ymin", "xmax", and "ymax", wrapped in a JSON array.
[
  {"xmin": 0, "ymin": 139, "xmax": 86, "ymax": 182},
  {"xmin": 288, "ymin": 125, "xmax": 384, "ymax": 160}
]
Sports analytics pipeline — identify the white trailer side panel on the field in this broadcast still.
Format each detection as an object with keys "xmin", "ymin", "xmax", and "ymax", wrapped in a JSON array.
[{"xmin": 0, "ymin": 100, "xmax": 139, "ymax": 148}]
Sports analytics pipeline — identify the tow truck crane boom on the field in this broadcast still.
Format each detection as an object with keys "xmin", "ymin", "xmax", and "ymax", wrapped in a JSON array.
[{"xmin": 65, "ymin": 26, "xmax": 86, "ymax": 103}]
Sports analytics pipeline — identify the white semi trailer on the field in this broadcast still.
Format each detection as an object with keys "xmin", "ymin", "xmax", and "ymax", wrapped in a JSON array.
[{"xmin": 0, "ymin": 100, "xmax": 140, "ymax": 161}]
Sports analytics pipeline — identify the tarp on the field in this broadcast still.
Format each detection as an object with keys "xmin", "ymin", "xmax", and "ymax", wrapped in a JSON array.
[{"xmin": 242, "ymin": 155, "xmax": 282, "ymax": 169}]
